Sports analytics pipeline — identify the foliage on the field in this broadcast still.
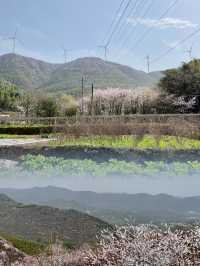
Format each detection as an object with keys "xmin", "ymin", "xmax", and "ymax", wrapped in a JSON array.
[
  {"xmin": 0, "ymin": 232, "xmax": 44, "ymax": 256},
  {"xmin": 63, "ymin": 240, "xmax": 75, "ymax": 250},
  {"xmin": 19, "ymin": 92, "xmax": 78, "ymax": 117},
  {"xmin": 0, "ymin": 125, "xmax": 54, "ymax": 135},
  {"xmin": 159, "ymin": 59, "xmax": 200, "ymax": 96},
  {"xmin": 34, "ymin": 96, "xmax": 59, "ymax": 117},
  {"xmin": 20, "ymin": 92, "xmax": 36, "ymax": 117},
  {"xmin": 51, "ymin": 135, "xmax": 200, "ymax": 149},
  {"xmin": 20, "ymin": 155, "xmax": 200, "ymax": 177},
  {"xmin": 58, "ymin": 95, "xmax": 78, "ymax": 116},
  {"xmin": 0, "ymin": 80, "xmax": 21, "ymax": 111}
]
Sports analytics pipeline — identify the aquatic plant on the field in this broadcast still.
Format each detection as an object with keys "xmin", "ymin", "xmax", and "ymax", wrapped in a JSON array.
[{"xmin": 21, "ymin": 155, "xmax": 200, "ymax": 177}]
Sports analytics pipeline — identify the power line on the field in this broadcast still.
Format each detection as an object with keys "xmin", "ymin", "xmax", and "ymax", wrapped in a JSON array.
[
  {"xmin": 113, "ymin": 0, "xmax": 142, "ymax": 44},
  {"xmin": 129, "ymin": 0, "xmax": 179, "ymax": 51},
  {"xmin": 102, "ymin": 0, "xmax": 126, "ymax": 44},
  {"xmin": 151, "ymin": 27, "xmax": 200, "ymax": 64},
  {"xmin": 115, "ymin": 0, "xmax": 154, "ymax": 60},
  {"xmin": 105, "ymin": 0, "xmax": 133, "ymax": 48}
]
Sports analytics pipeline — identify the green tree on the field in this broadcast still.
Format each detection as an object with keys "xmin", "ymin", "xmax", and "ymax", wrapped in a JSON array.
[
  {"xmin": 21, "ymin": 92, "xmax": 35, "ymax": 117},
  {"xmin": 0, "ymin": 80, "xmax": 21, "ymax": 111},
  {"xmin": 58, "ymin": 94, "xmax": 78, "ymax": 116},
  {"xmin": 34, "ymin": 96, "xmax": 58, "ymax": 117},
  {"xmin": 159, "ymin": 59, "xmax": 200, "ymax": 96}
]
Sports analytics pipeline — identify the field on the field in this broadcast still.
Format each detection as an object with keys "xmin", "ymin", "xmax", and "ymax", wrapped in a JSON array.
[{"xmin": 50, "ymin": 135, "xmax": 200, "ymax": 149}]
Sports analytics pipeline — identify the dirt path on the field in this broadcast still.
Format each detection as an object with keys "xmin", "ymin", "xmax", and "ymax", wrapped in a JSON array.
[{"xmin": 0, "ymin": 138, "xmax": 53, "ymax": 146}]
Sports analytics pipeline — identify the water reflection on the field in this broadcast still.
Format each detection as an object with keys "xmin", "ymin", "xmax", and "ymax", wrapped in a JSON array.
[{"xmin": 0, "ymin": 170, "xmax": 200, "ymax": 197}]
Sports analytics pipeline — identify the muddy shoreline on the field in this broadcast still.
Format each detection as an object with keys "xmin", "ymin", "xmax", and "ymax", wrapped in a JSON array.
[{"xmin": 0, "ymin": 146, "xmax": 199, "ymax": 162}]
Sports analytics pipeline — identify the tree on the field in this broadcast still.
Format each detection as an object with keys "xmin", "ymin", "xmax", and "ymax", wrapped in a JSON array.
[
  {"xmin": 21, "ymin": 92, "xmax": 35, "ymax": 117},
  {"xmin": 58, "ymin": 95, "xmax": 78, "ymax": 116},
  {"xmin": 0, "ymin": 80, "xmax": 21, "ymax": 111},
  {"xmin": 34, "ymin": 96, "xmax": 58, "ymax": 117},
  {"xmin": 159, "ymin": 59, "xmax": 200, "ymax": 96}
]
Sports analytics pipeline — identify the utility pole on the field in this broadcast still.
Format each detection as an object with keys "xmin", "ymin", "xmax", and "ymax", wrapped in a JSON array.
[
  {"xmin": 91, "ymin": 83, "xmax": 94, "ymax": 116},
  {"xmin": 81, "ymin": 76, "xmax": 84, "ymax": 114},
  {"xmin": 146, "ymin": 55, "xmax": 150, "ymax": 73},
  {"xmin": 81, "ymin": 76, "xmax": 88, "ymax": 114},
  {"xmin": 98, "ymin": 45, "xmax": 108, "ymax": 61}
]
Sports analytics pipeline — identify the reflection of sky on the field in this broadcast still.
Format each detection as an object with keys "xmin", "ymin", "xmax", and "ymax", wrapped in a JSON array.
[{"xmin": 0, "ymin": 170, "xmax": 200, "ymax": 197}]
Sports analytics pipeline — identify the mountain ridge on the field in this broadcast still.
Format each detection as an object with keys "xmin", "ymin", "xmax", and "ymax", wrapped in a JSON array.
[{"xmin": 0, "ymin": 53, "xmax": 162, "ymax": 94}]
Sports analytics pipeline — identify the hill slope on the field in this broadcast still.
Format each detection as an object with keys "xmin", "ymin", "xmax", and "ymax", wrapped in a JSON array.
[
  {"xmin": 0, "ymin": 193, "xmax": 108, "ymax": 246},
  {"xmin": 42, "ymin": 57, "xmax": 160, "ymax": 93},
  {"xmin": 0, "ymin": 54, "xmax": 161, "ymax": 93},
  {"xmin": 0, "ymin": 53, "xmax": 58, "ymax": 90}
]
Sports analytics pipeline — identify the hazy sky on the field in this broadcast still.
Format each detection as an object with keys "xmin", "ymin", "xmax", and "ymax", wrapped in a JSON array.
[{"xmin": 0, "ymin": 0, "xmax": 199, "ymax": 71}]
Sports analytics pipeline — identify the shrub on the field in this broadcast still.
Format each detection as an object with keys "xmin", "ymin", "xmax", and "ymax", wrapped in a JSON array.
[
  {"xmin": 0, "ymin": 233, "xmax": 44, "ymax": 256},
  {"xmin": 34, "ymin": 96, "xmax": 59, "ymax": 117},
  {"xmin": 58, "ymin": 95, "xmax": 78, "ymax": 117},
  {"xmin": 84, "ymin": 225, "xmax": 200, "ymax": 265},
  {"xmin": 0, "ymin": 80, "xmax": 21, "ymax": 111}
]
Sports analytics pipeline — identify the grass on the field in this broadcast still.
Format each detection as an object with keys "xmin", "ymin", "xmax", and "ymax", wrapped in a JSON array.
[
  {"xmin": 0, "ymin": 134, "xmax": 37, "ymax": 139},
  {"xmin": 0, "ymin": 232, "xmax": 45, "ymax": 255},
  {"xmin": 0, "ymin": 134, "xmax": 52, "ymax": 139},
  {"xmin": 49, "ymin": 135, "xmax": 200, "ymax": 150}
]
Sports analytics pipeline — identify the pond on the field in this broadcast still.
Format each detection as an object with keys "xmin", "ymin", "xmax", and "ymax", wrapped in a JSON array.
[{"xmin": 0, "ymin": 154, "xmax": 200, "ymax": 197}]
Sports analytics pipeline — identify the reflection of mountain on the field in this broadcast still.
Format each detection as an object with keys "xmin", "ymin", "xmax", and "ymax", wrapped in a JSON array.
[
  {"xmin": 1, "ymin": 187, "xmax": 200, "ymax": 224},
  {"xmin": 0, "ymin": 193, "xmax": 108, "ymax": 246}
]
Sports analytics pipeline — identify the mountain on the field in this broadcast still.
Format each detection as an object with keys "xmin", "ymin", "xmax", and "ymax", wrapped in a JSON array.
[
  {"xmin": 0, "ymin": 53, "xmax": 161, "ymax": 93},
  {"xmin": 41, "ymin": 57, "xmax": 161, "ymax": 93},
  {"xmin": 0, "ymin": 53, "xmax": 58, "ymax": 90},
  {"xmin": 0, "ymin": 193, "xmax": 108, "ymax": 246},
  {"xmin": 2, "ymin": 187, "xmax": 200, "ymax": 224}
]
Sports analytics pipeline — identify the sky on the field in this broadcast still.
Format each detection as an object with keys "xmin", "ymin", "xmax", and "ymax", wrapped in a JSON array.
[{"xmin": 0, "ymin": 0, "xmax": 200, "ymax": 71}]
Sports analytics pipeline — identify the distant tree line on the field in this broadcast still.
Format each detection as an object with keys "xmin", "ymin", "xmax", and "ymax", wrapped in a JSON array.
[{"xmin": 0, "ymin": 80, "xmax": 78, "ymax": 117}]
